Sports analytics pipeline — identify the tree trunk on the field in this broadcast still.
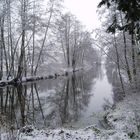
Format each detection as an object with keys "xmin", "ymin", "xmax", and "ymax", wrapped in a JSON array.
[
  {"xmin": 16, "ymin": 0, "xmax": 26, "ymax": 81},
  {"xmin": 131, "ymin": 22, "xmax": 137, "ymax": 85},
  {"xmin": 114, "ymin": 34, "xmax": 125, "ymax": 95},
  {"xmin": 0, "ymin": 18, "xmax": 3, "ymax": 80},
  {"xmin": 1, "ymin": 17, "xmax": 9, "ymax": 77},
  {"xmin": 120, "ymin": 12, "xmax": 132, "ymax": 83},
  {"xmin": 34, "ymin": 2, "xmax": 54, "ymax": 75}
]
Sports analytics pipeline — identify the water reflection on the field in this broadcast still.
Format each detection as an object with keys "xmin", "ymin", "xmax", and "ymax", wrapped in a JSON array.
[
  {"xmin": 106, "ymin": 63, "xmax": 125, "ymax": 103},
  {"xmin": 0, "ymin": 64, "xmax": 116, "ymax": 138},
  {"xmin": 82, "ymin": 64, "xmax": 113, "ymax": 118},
  {"xmin": 0, "ymin": 66, "xmax": 100, "ymax": 131}
]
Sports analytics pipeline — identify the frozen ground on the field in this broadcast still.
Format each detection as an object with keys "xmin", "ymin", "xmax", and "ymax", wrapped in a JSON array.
[
  {"xmin": 17, "ymin": 125, "xmax": 128, "ymax": 140},
  {"xmin": 12, "ymin": 91, "xmax": 140, "ymax": 140}
]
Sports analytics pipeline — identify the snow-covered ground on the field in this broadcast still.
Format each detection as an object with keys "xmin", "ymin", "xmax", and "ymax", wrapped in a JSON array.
[
  {"xmin": 3, "ymin": 91, "xmax": 139, "ymax": 140},
  {"xmin": 17, "ymin": 125, "xmax": 129, "ymax": 140},
  {"xmin": 105, "ymin": 91, "xmax": 140, "ymax": 139}
]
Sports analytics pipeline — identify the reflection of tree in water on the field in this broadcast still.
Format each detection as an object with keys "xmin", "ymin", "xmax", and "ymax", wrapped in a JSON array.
[
  {"xmin": 0, "ymin": 84, "xmax": 47, "ymax": 140},
  {"xmin": 58, "ymin": 73, "xmax": 91, "ymax": 124},
  {"xmin": 0, "ymin": 66, "xmax": 100, "ymax": 135},
  {"xmin": 0, "ymin": 87, "xmax": 21, "ymax": 140},
  {"xmin": 40, "ymin": 67, "xmax": 100, "ymax": 128},
  {"xmin": 105, "ymin": 63, "xmax": 124, "ymax": 103},
  {"xmin": 96, "ymin": 64, "xmax": 104, "ymax": 81}
]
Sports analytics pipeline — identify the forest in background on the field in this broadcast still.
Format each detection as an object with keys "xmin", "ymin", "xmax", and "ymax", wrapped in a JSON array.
[
  {"xmin": 0, "ymin": 0, "xmax": 100, "ymax": 82},
  {"xmin": 0, "ymin": 0, "xmax": 139, "ymax": 94},
  {"xmin": 0, "ymin": 0, "xmax": 140, "ymax": 139},
  {"xmin": 96, "ymin": 0, "xmax": 140, "ymax": 93}
]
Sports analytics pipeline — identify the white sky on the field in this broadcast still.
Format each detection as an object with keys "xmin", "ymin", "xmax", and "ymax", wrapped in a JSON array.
[{"xmin": 64, "ymin": 0, "xmax": 101, "ymax": 31}]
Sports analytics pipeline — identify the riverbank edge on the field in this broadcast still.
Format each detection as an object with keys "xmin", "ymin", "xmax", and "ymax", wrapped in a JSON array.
[
  {"xmin": 16, "ymin": 91, "xmax": 140, "ymax": 140},
  {"xmin": 0, "ymin": 68, "xmax": 83, "ymax": 87}
]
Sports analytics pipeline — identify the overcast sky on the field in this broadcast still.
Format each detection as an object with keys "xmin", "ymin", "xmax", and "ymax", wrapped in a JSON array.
[{"xmin": 64, "ymin": 0, "xmax": 101, "ymax": 31}]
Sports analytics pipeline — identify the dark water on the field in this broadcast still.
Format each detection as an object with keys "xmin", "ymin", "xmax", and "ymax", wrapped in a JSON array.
[{"xmin": 0, "ymin": 63, "xmax": 123, "ymax": 134}]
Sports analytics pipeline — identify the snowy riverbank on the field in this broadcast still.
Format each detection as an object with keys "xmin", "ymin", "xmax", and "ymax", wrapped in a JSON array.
[
  {"xmin": 0, "ymin": 67, "xmax": 83, "ymax": 87},
  {"xmin": 4, "ymin": 91, "xmax": 139, "ymax": 140}
]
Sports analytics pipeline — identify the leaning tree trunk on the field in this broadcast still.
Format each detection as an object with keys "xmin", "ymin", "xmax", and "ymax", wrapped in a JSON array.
[{"xmin": 34, "ymin": 2, "xmax": 54, "ymax": 75}]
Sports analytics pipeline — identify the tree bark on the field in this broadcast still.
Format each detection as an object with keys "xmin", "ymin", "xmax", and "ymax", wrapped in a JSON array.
[
  {"xmin": 114, "ymin": 34, "xmax": 125, "ymax": 95},
  {"xmin": 120, "ymin": 12, "xmax": 132, "ymax": 83}
]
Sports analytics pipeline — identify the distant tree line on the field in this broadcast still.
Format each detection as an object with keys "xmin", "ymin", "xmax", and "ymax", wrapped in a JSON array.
[{"xmin": 0, "ymin": 0, "xmax": 98, "ymax": 81}]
